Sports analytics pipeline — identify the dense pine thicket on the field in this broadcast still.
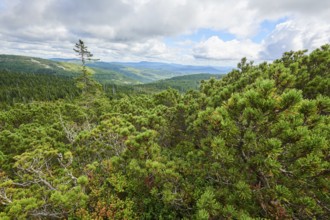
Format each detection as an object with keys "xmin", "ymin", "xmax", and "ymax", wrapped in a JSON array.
[{"xmin": 0, "ymin": 45, "xmax": 329, "ymax": 219}]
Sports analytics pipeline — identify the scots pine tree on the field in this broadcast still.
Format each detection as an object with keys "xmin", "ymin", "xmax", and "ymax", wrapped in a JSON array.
[{"xmin": 73, "ymin": 39, "xmax": 101, "ymax": 95}]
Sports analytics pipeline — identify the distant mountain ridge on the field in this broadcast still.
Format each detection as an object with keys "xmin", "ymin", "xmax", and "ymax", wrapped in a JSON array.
[
  {"xmin": 51, "ymin": 58, "xmax": 233, "ymax": 74},
  {"xmin": 112, "ymin": 61, "xmax": 231, "ymax": 74},
  {"xmin": 52, "ymin": 58, "xmax": 232, "ymax": 82},
  {"xmin": 0, "ymin": 55, "xmax": 231, "ymax": 84},
  {"xmin": 50, "ymin": 58, "xmax": 234, "ymax": 74},
  {"xmin": 90, "ymin": 62, "xmax": 230, "ymax": 83}
]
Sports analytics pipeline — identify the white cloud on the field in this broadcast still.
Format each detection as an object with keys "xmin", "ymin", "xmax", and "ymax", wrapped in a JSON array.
[
  {"xmin": 88, "ymin": 39, "xmax": 180, "ymax": 63},
  {"xmin": 193, "ymin": 36, "xmax": 261, "ymax": 60},
  {"xmin": 0, "ymin": 0, "xmax": 329, "ymax": 64},
  {"xmin": 0, "ymin": 0, "xmax": 260, "ymax": 41},
  {"xmin": 249, "ymin": 0, "xmax": 330, "ymax": 20},
  {"xmin": 260, "ymin": 19, "xmax": 330, "ymax": 60}
]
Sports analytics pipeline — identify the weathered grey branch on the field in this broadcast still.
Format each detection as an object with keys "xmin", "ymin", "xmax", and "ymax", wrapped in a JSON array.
[
  {"xmin": 0, "ymin": 188, "xmax": 12, "ymax": 205},
  {"xmin": 30, "ymin": 211, "xmax": 64, "ymax": 219},
  {"xmin": 57, "ymin": 154, "xmax": 77, "ymax": 185},
  {"xmin": 17, "ymin": 162, "xmax": 57, "ymax": 191}
]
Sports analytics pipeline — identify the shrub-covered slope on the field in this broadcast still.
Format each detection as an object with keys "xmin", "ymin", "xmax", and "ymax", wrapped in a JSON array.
[{"xmin": 0, "ymin": 45, "xmax": 329, "ymax": 219}]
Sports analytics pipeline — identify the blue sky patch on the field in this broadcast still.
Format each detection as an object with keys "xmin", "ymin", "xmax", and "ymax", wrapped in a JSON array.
[
  {"xmin": 188, "ymin": 28, "xmax": 236, "ymax": 42},
  {"xmin": 252, "ymin": 17, "xmax": 288, "ymax": 43},
  {"xmin": 164, "ymin": 28, "xmax": 236, "ymax": 47},
  {"xmin": 165, "ymin": 18, "xmax": 288, "ymax": 48},
  {"xmin": 0, "ymin": 2, "xmax": 6, "ymax": 11}
]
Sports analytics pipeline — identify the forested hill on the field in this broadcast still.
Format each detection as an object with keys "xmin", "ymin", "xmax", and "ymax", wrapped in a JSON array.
[
  {"xmin": 0, "ymin": 45, "xmax": 329, "ymax": 219},
  {"xmin": 0, "ymin": 55, "xmax": 138, "ymax": 85},
  {"xmin": 0, "ymin": 55, "xmax": 228, "ymax": 84},
  {"xmin": 0, "ymin": 70, "xmax": 220, "ymax": 106},
  {"xmin": 0, "ymin": 54, "xmax": 81, "ymax": 76},
  {"xmin": 104, "ymin": 73, "xmax": 225, "ymax": 98}
]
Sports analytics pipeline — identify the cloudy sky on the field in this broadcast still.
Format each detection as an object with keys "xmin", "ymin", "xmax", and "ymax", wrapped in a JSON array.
[{"xmin": 0, "ymin": 0, "xmax": 329, "ymax": 66}]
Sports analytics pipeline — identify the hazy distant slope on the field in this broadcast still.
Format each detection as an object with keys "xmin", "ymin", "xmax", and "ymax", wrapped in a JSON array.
[
  {"xmin": 0, "ymin": 54, "xmax": 79, "ymax": 76},
  {"xmin": 87, "ymin": 62, "xmax": 154, "ymax": 82},
  {"xmin": 88, "ymin": 61, "xmax": 232, "ymax": 83},
  {"xmin": 0, "ymin": 55, "xmax": 138, "ymax": 84},
  {"xmin": 0, "ymin": 54, "xmax": 230, "ymax": 85},
  {"xmin": 144, "ymin": 73, "xmax": 225, "ymax": 91},
  {"xmin": 119, "ymin": 61, "xmax": 230, "ymax": 74}
]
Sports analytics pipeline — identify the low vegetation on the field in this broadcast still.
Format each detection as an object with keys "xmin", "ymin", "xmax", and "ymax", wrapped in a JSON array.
[{"xmin": 0, "ymin": 44, "xmax": 329, "ymax": 219}]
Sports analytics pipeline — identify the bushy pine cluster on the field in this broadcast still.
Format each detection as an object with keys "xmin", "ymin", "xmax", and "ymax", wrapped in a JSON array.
[{"xmin": 0, "ymin": 45, "xmax": 329, "ymax": 219}]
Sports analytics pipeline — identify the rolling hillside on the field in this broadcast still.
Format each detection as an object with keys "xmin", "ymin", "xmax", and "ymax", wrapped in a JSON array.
[
  {"xmin": 0, "ymin": 55, "xmax": 227, "ymax": 105},
  {"xmin": 0, "ymin": 55, "xmax": 138, "ymax": 85},
  {"xmin": 1, "ymin": 55, "xmax": 230, "ymax": 84}
]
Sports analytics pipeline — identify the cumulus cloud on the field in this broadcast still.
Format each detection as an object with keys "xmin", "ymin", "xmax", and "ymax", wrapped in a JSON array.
[
  {"xmin": 260, "ymin": 20, "xmax": 330, "ymax": 60},
  {"xmin": 0, "ymin": 0, "xmax": 258, "ymax": 42},
  {"xmin": 88, "ymin": 39, "xmax": 180, "ymax": 63},
  {"xmin": 0, "ymin": 0, "xmax": 329, "ymax": 64},
  {"xmin": 193, "ymin": 36, "xmax": 261, "ymax": 60},
  {"xmin": 249, "ymin": 0, "xmax": 330, "ymax": 20}
]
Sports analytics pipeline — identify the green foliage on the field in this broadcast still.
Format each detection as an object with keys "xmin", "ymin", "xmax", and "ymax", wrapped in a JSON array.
[
  {"xmin": 73, "ymin": 39, "xmax": 103, "ymax": 97},
  {"xmin": 0, "ymin": 45, "xmax": 329, "ymax": 219}
]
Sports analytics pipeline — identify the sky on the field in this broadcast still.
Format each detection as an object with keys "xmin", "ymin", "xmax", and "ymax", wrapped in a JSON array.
[{"xmin": 0, "ymin": 0, "xmax": 329, "ymax": 66}]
